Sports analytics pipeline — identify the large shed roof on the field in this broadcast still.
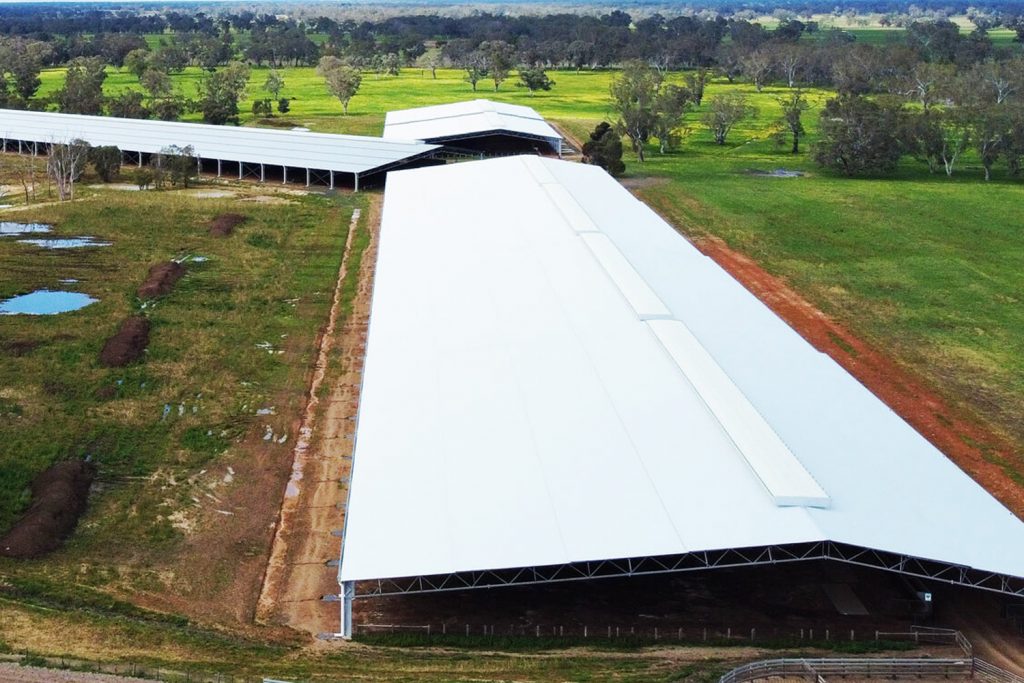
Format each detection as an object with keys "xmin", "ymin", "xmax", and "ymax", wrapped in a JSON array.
[
  {"xmin": 382, "ymin": 99, "xmax": 562, "ymax": 151},
  {"xmin": 339, "ymin": 156, "xmax": 1024, "ymax": 591},
  {"xmin": 0, "ymin": 109, "xmax": 439, "ymax": 176}
]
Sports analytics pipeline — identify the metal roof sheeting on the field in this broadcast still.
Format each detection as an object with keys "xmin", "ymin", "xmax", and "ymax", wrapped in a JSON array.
[
  {"xmin": 382, "ymin": 99, "xmax": 562, "ymax": 149},
  {"xmin": 0, "ymin": 109, "xmax": 439, "ymax": 175},
  {"xmin": 339, "ymin": 155, "xmax": 1024, "ymax": 584}
]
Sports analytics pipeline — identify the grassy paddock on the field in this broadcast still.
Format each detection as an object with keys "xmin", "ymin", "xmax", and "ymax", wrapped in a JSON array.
[{"xmin": 0, "ymin": 171, "xmax": 365, "ymax": 610}]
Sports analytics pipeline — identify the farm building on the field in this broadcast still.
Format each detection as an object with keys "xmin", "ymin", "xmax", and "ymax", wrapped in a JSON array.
[
  {"xmin": 336, "ymin": 155, "xmax": 1024, "ymax": 637},
  {"xmin": 0, "ymin": 109, "xmax": 442, "ymax": 190},
  {"xmin": 382, "ymin": 99, "xmax": 564, "ymax": 156}
]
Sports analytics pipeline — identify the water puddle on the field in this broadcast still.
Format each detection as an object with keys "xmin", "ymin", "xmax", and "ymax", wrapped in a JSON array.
[
  {"xmin": 0, "ymin": 289, "xmax": 98, "ymax": 315},
  {"xmin": 0, "ymin": 222, "xmax": 51, "ymax": 236},
  {"xmin": 18, "ymin": 237, "xmax": 111, "ymax": 249}
]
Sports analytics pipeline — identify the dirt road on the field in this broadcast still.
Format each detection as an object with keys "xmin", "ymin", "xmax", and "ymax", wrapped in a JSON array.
[{"xmin": 256, "ymin": 197, "xmax": 381, "ymax": 635}]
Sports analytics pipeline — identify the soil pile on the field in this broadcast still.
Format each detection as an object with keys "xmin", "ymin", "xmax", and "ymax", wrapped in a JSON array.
[
  {"xmin": 99, "ymin": 315, "xmax": 150, "ymax": 367},
  {"xmin": 0, "ymin": 460, "xmax": 96, "ymax": 558},
  {"xmin": 136, "ymin": 261, "xmax": 184, "ymax": 299},
  {"xmin": 209, "ymin": 213, "xmax": 246, "ymax": 236}
]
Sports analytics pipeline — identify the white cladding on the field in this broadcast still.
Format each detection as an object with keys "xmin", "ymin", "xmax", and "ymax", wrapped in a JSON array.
[
  {"xmin": 382, "ymin": 99, "xmax": 562, "ymax": 150},
  {"xmin": 0, "ymin": 109, "xmax": 439, "ymax": 175},
  {"xmin": 339, "ymin": 155, "xmax": 1024, "ymax": 583}
]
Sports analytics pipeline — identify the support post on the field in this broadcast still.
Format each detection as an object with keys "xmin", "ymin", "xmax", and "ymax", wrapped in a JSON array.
[
  {"xmin": 260, "ymin": 163, "xmax": 265, "ymax": 182},
  {"xmin": 354, "ymin": 173, "xmax": 359, "ymax": 192},
  {"xmin": 239, "ymin": 163, "xmax": 243, "ymax": 180},
  {"xmin": 282, "ymin": 166, "xmax": 287, "ymax": 185},
  {"xmin": 341, "ymin": 581, "xmax": 355, "ymax": 639},
  {"xmin": 329, "ymin": 171, "xmax": 334, "ymax": 190},
  {"xmin": 138, "ymin": 152, "xmax": 142, "ymax": 168},
  {"xmin": 217, "ymin": 159, "xmax": 222, "ymax": 177},
  {"xmin": 196, "ymin": 157, "xmax": 201, "ymax": 175},
  {"xmin": 306, "ymin": 168, "xmax": 310, "ymax": 187}
]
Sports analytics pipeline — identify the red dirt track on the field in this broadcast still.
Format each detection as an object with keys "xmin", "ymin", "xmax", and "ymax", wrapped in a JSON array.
[{"xmin": 693, "ymin": 234, "xmax": 1024, "ymax": 519}]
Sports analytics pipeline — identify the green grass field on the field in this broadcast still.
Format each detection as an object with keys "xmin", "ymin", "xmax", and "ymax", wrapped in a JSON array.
[{"xmin": 0, "ymin": 176, "xmax": 369, "ymax": 624}]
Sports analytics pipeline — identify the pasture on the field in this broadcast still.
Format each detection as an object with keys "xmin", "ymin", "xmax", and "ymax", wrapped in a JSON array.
[{"xmin": 0, "ymin": 176, "xmax": 367, "ymax": 622}]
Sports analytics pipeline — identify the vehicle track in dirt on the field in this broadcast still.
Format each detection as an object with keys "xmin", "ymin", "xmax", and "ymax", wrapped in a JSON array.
[{"xmin": 255, "ymin": 196, "xmax": 380, "ymax": 635}]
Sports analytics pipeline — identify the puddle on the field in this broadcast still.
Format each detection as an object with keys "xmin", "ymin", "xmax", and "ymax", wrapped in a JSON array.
[
  {"xmin": 749, "ymin": 169, "xmax": 804, "ymax": 178},
  {"xmin": 18, "ymin": 237, "xmax": 111, "ymax": 249},
  {"xmin": 0, "ymin": 222, "xmax": 51, "ymax": 236},
  {"xmin": 0, "ymin": 289, "xmax": 98, "ymax": 315},
  {"xmin": 60, "ymin": 278, "xmax": 79, "ymax": 283}
]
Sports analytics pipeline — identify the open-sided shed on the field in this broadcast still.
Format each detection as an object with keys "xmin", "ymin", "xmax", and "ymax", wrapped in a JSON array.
[
  {"xmin": 382, "ymin": 99, "xmax": 564, "ymax": 156},
  {"xmin": 336, "ymin": 155, "xmax": 1024, "ymax": 637},
  {"xmin": 0, "ymin": 108, "xmax": 441, "ymax": 190}
]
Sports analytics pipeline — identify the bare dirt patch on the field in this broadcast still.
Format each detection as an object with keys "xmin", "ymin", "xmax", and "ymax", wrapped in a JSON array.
[
  {"xmin": 2, "ymin": 339, "xmax": 41, "ymax": 357},
  {"xmin": 0, "ymin": 460, "xmax": 95, "ymax": 558},
  {"xmin": 0, "ymin": 664, "xmax": 150, "ymax": 683},
  {"xmin": 240, "ymin": 196, "xmax": 293, "ymax": 205},
  {"xmin": 694, "ymin": 234, "xmax": 1024, "ymax": 519},
  {"xmin": 257, "ymin": 200, "xmax": 380, "ymax": 636},
  {"xmin": 136, "ymin": 261, "xmax": 184, "ymax": 299},
  {"xmin": 619, "ymin": 176, "xmax": 670, "ymax": 189},
  {"xmin": 98, "ymin": 316, "xmax": 150, "ymax": 367},
  {"xmin": 209, "ymin": 213, "xmax": 246, "ymax": 237}
]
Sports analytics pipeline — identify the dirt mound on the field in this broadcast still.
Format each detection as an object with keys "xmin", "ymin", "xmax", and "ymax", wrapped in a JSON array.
[
  {"xmin": 209, "ymin": 213, "xmax": 246, "ymax": 236},
  {"xmin": 0, "ymin": 460, "xmax": 96, "ymax": 558},
  {"xmin": 136, "ymin": 261, "xmax": 184, "ymax": 299},
  {"xmin": 99, "ymin": 316, "xmax": 150, "ymax": 367}
]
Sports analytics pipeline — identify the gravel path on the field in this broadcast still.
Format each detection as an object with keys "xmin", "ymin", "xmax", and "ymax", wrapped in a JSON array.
[{"xmin": 0, "ymin": 663, "xmax": 152, "ymax": 682}]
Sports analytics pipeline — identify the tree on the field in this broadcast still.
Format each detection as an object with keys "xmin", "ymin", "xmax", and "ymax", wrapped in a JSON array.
[
  {"xmin": 263, "ymin": 69, "xmax": 285, "ymax": 100},
  {"xmin": 777, "ymin": 90, "xmax": 809, "ymax": 153},
  {"xmin": 277, "ymin": 98, "xmax": 291, "ymax": 114},
  {"xmin": 609, "ymin": 61, "xmax": 662, "ymax": 162},
  {"xmin": 935, "ymin": 107, "xmax": 973, "ymax": 176},
  {"xmin": 702, "ymin": 93, "xmax": 755, "ymax": 145},
  {"xmin": 774, "ymin": 44, "xmax": 806, "ymax": 88},
  {"xmin": 972, "ymin": 105, "xmax": 1010, "ymax": 180},
  {"xmin": 197, "ymin": 62, "xmax": 250, "ymax": 125},
  {"xmin": 900, "ymin": 62, "xmax": 955, "ymax": 111},
  {"xmin": 516, "ymin": 67, "xmax": 554, "ymax": 95},
  {"xmin": 56, "ymin": 57, "xmax": 107, "ymax": 115},
  {"xmin": 814, "ymin": 95, "xmax": 905, "ymax": 175},
  {"xmin": 582, "ymin": 121, "xmax": 625, "ymax": 176},
  {"xmin": 156, "ymin": 145, "xmax": 197, "ymax": 188},
  {"xmin": 252, "ymin": 98, "xmax": 273, "ymax": 118},
  {"xmin": 124, "ymin": 48, "xmax": 150, "ymax": 79},
  {"xmin": 651, "ymin": 84, "xmax": 692, "ymax": 153},
  {"xmin": 684, "ymin": 68, "xmax": 710, "ymax": 106},
  {"xmin": 108, "ymin": 90, "xmax": 149, "ymax": 119},
  {"xmin": 88, "ymin": 145, "xmax": 121, "ymax": 182},
  {"xmin": 318, "ymin": 57, "xmax": 362, "ymax": 115},
  {"xmin": 740, "ymin": 48, "xmax": 774, "ymax": 92},
  {"xmin": 479, "ymin": 40, "xmax": 516, "ymax": 91},
  {"xmin": 8, "ymin": 52, "xmax": 43, "ymax": 102},
  {"xmin": 461, "ymin": 51, "xmax": 488, "ymax": 92},
  {"xmin": 47, "ymin": 139, "xmax": 91, "ymax": 201}
]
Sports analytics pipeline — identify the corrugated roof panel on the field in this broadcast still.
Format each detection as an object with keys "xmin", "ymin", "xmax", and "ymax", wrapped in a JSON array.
[{"xmin": 0, "ymin": 109, "xmax": 439, "ymax": 175}]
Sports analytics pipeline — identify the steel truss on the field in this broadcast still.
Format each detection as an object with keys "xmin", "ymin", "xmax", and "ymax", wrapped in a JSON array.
[{"xmin": 353, "ymin": 541, "xmax": 1024, "ymax": 599}]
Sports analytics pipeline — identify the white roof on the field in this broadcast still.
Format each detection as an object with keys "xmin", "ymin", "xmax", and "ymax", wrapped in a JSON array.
[
  {"xmin": 382, "ymin": 99, "xmax": 562, "ymax": 148},
  {"xmin": 339, "ymin": 155, "xmax": 1024, "ymax": 584},
  {"xmin": 0, "ymin": 109, "xmax": 439, "ymax": 176}
]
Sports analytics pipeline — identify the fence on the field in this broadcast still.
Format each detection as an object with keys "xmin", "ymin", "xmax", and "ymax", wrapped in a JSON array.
[
  {"xmin": 717, "ymin": 627, "xmax": 1024, "ymax": 683},
  {"xmin": 355, "ymin": 622, "xmax": 958, "ymax": 646},
  {"xmin": 718, "ymin": 656, "xmax": 974, "ymax": 683}
]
